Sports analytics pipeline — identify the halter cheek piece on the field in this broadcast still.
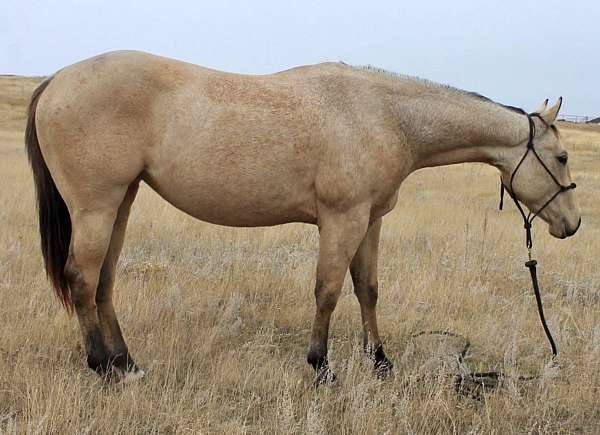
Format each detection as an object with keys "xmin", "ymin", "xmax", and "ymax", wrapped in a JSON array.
[{"xmin": 498, "ymin": 113, "xmax": 577, "ymax": 358}]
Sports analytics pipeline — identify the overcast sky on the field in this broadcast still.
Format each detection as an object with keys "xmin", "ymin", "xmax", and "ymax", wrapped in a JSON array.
[{"xmin": 2, "ymin": 0, "xmax": 598, "ymax": 115}]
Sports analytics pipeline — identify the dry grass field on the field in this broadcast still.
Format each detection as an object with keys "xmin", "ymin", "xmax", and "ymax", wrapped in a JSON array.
[{"xmin": 0, "ymin": 75, "xmax": 599, "ymax": 434}]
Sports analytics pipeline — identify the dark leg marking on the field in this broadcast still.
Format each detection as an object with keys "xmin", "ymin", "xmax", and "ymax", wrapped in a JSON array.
[
  {"xmin": 84, "ymin": 329, "xmax": 112, "ymax": 375},
  {"xmin": 84, "ymin": 329, "xmax": 139, "ymax": 381},
  {"xmin": 307, "ymin": 351, "xmax": 336, "ymax": 385},
  {"xmin": 367, "ymin": 345, "xmax": 394, "ymax": 378}
]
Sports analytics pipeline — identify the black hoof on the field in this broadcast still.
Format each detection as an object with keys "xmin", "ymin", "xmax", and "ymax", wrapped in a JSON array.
[
  {"xmin": 314, "ymin": 366, "xmax": 337, "ymax": 386},
  {"xmin": 308, "ymin": 353, "xmax": 336, "ymax": 386},
  {"xmin": 86, "ymin": 353, "xmax": 111, "ymax": 375},
  {"xmin": 368, "ymin": 346, "xmax": 394, "ymax": 379},
  {"xmin": 374, "ymin": 357, "xmax": 394, "ymax": 379},
  {"xmin": 83, "ymin": 331, "xmax": 140, "ymax": 382},
  {"xmin": 110, "ymin": 352, "xmax": 138, "ymax": 373},
  {"xmin": 87, "ymin": 351, "xmax": 139, "ymax": 382}
]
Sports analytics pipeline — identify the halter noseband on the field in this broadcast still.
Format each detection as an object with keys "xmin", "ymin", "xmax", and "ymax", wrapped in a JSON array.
[{"xmin": 499, "ymin": 113, "xmax": 577, "ymax": 250}]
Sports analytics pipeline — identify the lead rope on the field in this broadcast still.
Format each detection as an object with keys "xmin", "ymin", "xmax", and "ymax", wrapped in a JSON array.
[
  {"xmin": 526, "ymin": 256, "xmax": 558, "ymax": 357},
  {"xmin": 500, "ymin": 195, "xmax": 557, "ymax": 358}
]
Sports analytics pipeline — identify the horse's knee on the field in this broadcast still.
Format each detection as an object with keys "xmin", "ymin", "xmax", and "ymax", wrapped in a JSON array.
[{"xmin": 314, "ymin": 280, "xmax": 342, "ymax": 313}]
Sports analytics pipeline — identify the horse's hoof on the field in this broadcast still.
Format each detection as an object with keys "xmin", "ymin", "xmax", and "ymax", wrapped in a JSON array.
[
  {"xmin": 314, "ymin": 367, "xmax": 337, "ymax": 387},
  {"xmin": 374, "ymin": 358, "xmax": 394, "ymax": 380},
  {"xmin": 120, "ymin": 368, "xmax": 146, "ymax": 384}
]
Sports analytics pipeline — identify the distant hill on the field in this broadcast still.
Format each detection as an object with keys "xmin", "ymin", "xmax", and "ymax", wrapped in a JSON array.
[
  {"xmin": 0, "ymin": 75, "xmax": 45, "ymax": 144},
  {"xmin": 0, "ymin": 75, "xmax": 44, "ymax": 147}
]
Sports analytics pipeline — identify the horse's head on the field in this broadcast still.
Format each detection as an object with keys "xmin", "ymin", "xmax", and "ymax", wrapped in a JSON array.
[{"xmin": 499, "ymin": 98, "xmax": 581, "ymax": 239}]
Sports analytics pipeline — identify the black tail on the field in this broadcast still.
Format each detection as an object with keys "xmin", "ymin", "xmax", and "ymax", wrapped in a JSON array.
[{"xmin": 25, "ymin": 77, "xmax": 73, "ymax": 311}]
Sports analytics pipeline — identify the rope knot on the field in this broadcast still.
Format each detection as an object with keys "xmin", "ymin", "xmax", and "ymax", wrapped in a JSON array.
[{"xmin": 525, "ymin": 259, "xmax": 537, "ymax": 268}]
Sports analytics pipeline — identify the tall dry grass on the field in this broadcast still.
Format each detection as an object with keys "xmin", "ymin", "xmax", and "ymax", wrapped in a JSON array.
[{"xmin": 0, "ymin": 76, "xmax": 599, "ymax": 433}]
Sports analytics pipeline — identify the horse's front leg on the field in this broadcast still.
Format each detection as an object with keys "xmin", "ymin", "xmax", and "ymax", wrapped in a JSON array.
[
  {"xmin": 349, "ymin": 217, "xmax": 393, "ymax": 377},
  {"xmin": 307, "ymin": 204, "xmax": 370, "ymax": 384}
]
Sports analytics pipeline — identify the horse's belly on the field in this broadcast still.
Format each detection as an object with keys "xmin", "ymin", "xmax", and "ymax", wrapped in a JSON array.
[
  {"xmin": 170, "ymin": 193, "xmax": 317, "ymax": 227},
  {"xmin": 141, "ymin": 163, "xmax": 317, "ymax": 227}
]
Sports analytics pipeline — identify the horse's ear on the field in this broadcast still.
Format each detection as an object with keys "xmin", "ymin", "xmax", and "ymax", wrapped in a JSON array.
[
  {"xmin": 540, "ymin": 97, "xmax": 562, "ymax": 125},
  {"xmin": 533, "ymin": 99, "xmax": 549, "ymax": 114}
]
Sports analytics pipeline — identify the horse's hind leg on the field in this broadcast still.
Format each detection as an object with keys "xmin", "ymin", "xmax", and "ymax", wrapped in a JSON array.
[
  {"xmin": 65, "ymin": 189, "xmax": 127, "ymax": 378},
  {"xmin": 95, "ymin": 180, "xmax": 143, "ymax": 382}
]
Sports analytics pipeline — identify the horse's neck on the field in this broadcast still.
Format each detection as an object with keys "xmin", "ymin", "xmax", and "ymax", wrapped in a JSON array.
[{"xmin": 394, "ymin": 94, "xmax": 528, "ymax": 170}]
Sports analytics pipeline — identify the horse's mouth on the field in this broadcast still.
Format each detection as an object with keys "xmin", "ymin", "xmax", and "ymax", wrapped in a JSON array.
[{"xmin": 551, "ymin": 217, "xmax": 581, "ymax": 239}]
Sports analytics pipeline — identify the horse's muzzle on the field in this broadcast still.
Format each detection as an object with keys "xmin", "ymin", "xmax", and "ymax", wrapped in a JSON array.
[{"xmin": 565, "ymin": 217, "xmax": 582, "ymax": 238}]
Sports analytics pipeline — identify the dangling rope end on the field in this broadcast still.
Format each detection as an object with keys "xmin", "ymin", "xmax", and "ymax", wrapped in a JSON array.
[{"xmin": 525, "ymin": 257, "xmax": 558, "ymax": 358}]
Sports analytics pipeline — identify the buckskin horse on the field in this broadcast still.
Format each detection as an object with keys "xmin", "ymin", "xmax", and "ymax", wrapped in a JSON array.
[{"xmin": 25, "ymin": 51, "xmax": 580, "ymax": 383}]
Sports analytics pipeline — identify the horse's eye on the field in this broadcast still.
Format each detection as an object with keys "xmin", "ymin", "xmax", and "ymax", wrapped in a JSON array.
[{"xmin": 557, "ymin": 154, "xmax": 568, "ymax": 165}]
